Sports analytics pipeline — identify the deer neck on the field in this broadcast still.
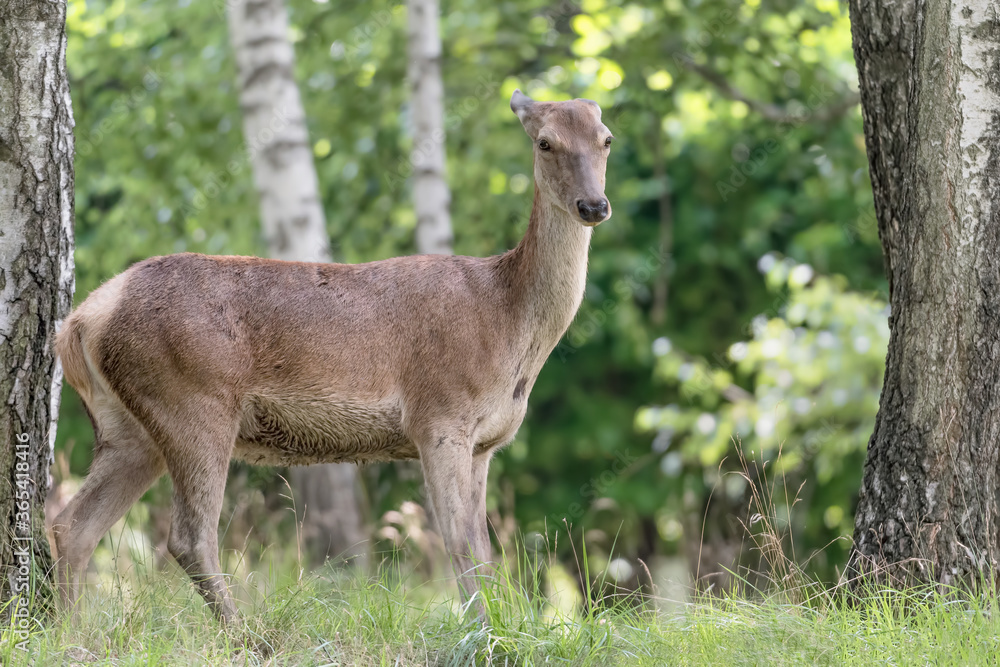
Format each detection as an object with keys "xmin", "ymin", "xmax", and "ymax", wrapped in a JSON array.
[{"xmin": 498, "ymin": 188, "xmax": 593, "ymax": 347}]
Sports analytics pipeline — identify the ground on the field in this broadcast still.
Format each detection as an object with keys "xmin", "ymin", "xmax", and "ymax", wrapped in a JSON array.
[{"xmin": 5, "ymin": 550, "xmax": 999, "ymax": 666}]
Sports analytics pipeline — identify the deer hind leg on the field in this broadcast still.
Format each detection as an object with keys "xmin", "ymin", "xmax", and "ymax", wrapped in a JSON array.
[
  {"xmin": 419, "ymin": 437, "xmax": 494, "ymax": 606},
  {"xmin": 160, "ymin": 411, "xmax": 239, "ymax": 623},
  {"xmin": 51, "ymin": 401, "xmax": 166, "ymax": 615}
]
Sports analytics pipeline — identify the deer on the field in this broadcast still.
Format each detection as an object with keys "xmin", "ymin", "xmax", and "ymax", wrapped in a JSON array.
[{"xmin": 52, "ymin": 89, "xmax": 613, "ymax": 622}]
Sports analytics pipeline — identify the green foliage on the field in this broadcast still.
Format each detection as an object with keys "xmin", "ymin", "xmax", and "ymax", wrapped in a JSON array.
[
  {"xmin": 637, "ymin": 258, "xmax": 888, "ymax": 579},
  {"xmin": 57, "ymin": 0, "xmax": 887, "ymax": 579}
]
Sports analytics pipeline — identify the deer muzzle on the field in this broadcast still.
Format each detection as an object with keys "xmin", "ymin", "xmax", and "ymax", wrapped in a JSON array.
[{"xmin": 576, "ymin": 197, "xmax": 610, "ymax": 225}]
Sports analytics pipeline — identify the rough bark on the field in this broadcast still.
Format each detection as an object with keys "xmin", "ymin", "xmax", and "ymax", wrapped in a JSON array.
[
  {"xmin": 847, "ymin": 0, "xmax": 1000, "ymax": 587},
  {"xmin": 0, "ymin": 0, "xmax": 75, "ymax": 616},
  {"xmin": 407, "ymin": 0, "xmax": 453, "ymax": 255},
  {"xmin": 227, "ymin": 0, "xmax": 367, "ymax": 567}
]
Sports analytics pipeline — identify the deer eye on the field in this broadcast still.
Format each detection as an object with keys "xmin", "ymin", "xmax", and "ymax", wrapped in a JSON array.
[
  {"xmin": 604, "ymin": 136, "xmax": 613, "ymax": 147},
  {"xmin": 538, "ymin": 139, "xmax": 551, "ymax": 151}
]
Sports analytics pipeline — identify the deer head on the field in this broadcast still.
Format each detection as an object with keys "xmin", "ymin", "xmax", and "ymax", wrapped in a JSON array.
[{"xmin": 510, "ymin": 89, "xmax": 613, "ymax": 226}]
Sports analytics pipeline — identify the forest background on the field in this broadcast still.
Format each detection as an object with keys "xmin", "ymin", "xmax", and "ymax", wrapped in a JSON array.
[{"xmin": 56, "ymin": 0, "xmax": 883, "ymax": 598}]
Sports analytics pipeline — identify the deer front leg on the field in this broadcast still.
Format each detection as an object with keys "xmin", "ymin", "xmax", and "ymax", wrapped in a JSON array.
[{"xmin": 419, "ymin": 437, "xmax": 493, "ymax": 605}]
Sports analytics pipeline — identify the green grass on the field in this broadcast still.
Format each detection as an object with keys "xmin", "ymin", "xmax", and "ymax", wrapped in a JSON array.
[
  {"xmin": 4, "ymin": 557, "xmax": 1000, "ymax": 666},
  {"xmin": 17, "ymin": 450, "xmax": 999, "ymax": 665}
]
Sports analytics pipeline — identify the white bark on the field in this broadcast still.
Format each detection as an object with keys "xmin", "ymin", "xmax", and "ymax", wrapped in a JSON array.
[
  {"xmin": 226, "ymin": 0, "xmax": 367, "ymax": 566},
  {"xmin": 407, "ymin": 0, "xmax": 453, "ymax": 254},
  {"xmin": 227, "ymin": 0, "xmax": 329, "ymax": 263},
  {"xmin": 0, "ymin": 0, "xmax": 75, "ymax": 599},
  {"xmin": 953, "ymin": 0, "xmax": 1000, "ymax": 255}
]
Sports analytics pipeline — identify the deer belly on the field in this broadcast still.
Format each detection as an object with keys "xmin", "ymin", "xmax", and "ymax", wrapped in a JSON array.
[{"xmin": 234, "ymin": 394, "xmax": 416, "ymax": 466}]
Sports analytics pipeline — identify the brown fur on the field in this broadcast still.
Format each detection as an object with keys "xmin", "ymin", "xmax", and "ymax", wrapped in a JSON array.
[{"xmin": 51, "ymin": 91, "xmax": 613, "ymax": 621}]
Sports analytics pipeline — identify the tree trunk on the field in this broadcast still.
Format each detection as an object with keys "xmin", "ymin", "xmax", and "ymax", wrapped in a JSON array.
[
  {"xmin": 0, "ymin": 0, "xmax": 75, "ymax": 617},
  {"xmin": 227, "ymin": 0, "xmax": 367, "ymax": 568},
  {"xmin": 847, "ymin": 0, "xmax": 1000, "ymax": 587},
  {"xmin": 407, "ymin": 0, "xmax": 453, "ymax": 256}
]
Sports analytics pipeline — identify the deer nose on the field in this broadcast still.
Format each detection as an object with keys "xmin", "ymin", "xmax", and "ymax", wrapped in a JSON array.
[{"xmin": 576, "ymin": 198, "xmax": 609, "ymax": 223}]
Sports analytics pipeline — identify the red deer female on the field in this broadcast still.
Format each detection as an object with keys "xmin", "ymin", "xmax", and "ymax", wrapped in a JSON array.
[{"xmin": 53, "ymin": 90, "xmax": 613, "ymax": 621}]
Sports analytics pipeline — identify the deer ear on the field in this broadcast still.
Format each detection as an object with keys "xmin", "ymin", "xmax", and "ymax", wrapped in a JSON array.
[
  {"xmin": 577, "ymin": 98, "xmax": 603, "ymax": 119},
  {"xmin": 510, "ymin": 89, "xmax": 535, "ymax": 123}
]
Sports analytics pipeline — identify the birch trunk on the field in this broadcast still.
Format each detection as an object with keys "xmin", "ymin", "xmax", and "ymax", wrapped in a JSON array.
[
  {"xmin": 847, "ymin": 0, "xmax": 1000, "ymax": 586},
  {"xmin": 227, "ymin": 0, "xmax": 367, "ymax": 567},
  {"xmin": 407, "ymin": 0, "xmax": 453, "ymax": 255},
  {"xmin": 0, "ymin": 0, "xmax": 75, "ymax": 613},
  {"xmin": 402, "ymin": 0, "xmax": 454, "ymax": 544}
]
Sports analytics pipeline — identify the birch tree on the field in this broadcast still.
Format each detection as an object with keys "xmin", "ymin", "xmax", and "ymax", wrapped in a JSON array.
[
  {"xmin": 227, "ymin": 0, "xmax": 366, "ymax": 567},
  {"xmin": 402, "ymin": 0, "xmax": 454, "ymax": 546},
  {"xmin": 847, "ymin": 0, "xmax": 1000, "ymax": 586},
  {"xmin": 0, "ymin": 0, "xmax": 75, "ymax": 611},
  {"xmin": 407, "ymin": 0, "xmax": 453, "ymax": 255}
]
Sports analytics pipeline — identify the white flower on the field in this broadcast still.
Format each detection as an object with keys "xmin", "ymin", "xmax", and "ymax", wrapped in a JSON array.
[
  {"xmin": 653, "ymin": 337, "xmax": 672, "ymax": 356},
  {"xmin": 607, "ymin": 558, "xmax": 634, "ymax": 583},
  {"xmin": 696, "ymin": 413, "xmax": 717, "ymax": 435},
  {"xmin": 757, "ymin": 253, "xmax": 778, "ymax": 274},
  {"xmin": 789, "ymin": 264, "xmax": 814, "ymax": 286},
  {"xmin": 755, "ymin": 414, "xmax": 776, "ymax": 438}
]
